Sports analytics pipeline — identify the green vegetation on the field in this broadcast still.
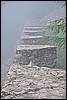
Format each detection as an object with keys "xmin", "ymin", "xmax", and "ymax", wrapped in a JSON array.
[
  {"xmin": 43, "ymin": 17, "xmax": 66, "ymax": 49},
  {"xmin": 43, "ymin": 1, "xmax": 66, "ymax": 49},
  {"xmin": 42, "ymin": 1, "xmax": 66, "ymax": 69}
]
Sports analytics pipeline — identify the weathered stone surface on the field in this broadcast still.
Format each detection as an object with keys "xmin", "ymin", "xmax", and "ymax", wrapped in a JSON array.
[
  {"xmin": 13, "ymin": 45, "xmax": 57, "ymax": 68},
  {"xmin": 13, "ymin": 25, "xmax": 57, "ymax": 68},
  {"xmin": 1, "ymin": 64, "xmax": 66, "ymax": 99}
]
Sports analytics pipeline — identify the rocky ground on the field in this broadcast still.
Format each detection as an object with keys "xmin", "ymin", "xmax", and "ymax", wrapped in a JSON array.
[{"xmin": 1, "ymin": 64, "xmax": 66, "ymax": 99}]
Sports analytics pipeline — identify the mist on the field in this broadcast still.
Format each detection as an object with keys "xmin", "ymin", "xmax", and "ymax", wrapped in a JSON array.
[
  {"xmin": 1, "ymin": 1, "xmax": 65, "ymax": 88},
  {"xmin": 1, "ymin": 1, "xmax": 64, "ymax": 62}
]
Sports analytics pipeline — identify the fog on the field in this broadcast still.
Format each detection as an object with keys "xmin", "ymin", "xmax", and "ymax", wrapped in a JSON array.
[
  {"xmin": 1, "ymin": 1, "xmax": 64, "ymax": 63},
  {"xmin": 1, "ymin": 1, "xmax": 65, "ymax": 87}
]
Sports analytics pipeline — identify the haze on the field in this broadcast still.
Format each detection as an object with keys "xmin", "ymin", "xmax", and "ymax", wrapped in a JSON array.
[{"xmin": 1, "ymin": 1, "xmax": 64, "ymax": 63}]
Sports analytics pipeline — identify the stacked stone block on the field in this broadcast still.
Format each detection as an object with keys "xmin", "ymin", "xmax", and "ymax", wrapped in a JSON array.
[{"xmin": 13, "ymin": 22, "xmax": 57, "ymax": 67}]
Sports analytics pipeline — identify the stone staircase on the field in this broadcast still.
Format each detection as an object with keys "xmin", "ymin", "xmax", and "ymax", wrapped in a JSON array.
[
  {"xmin": 13, "ymin": 21, "xmax": 57, "ymax": 67},
  {"xmin": 1, "ymin": 21, "xmax": 66, "ymax": 99}
]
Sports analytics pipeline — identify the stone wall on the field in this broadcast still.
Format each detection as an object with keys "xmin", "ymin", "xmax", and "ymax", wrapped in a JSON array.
[
  {"xmin": 13, "ymin": 46, "xmax": 57, "ymax": 68},
  {"xmin": 23, "ymin": 31, "xmax": 45, "ymax": 36},
  {"xmin": 20, "ymin": 38, "xmax": 50, "ymax": 45},
  {"xmin": 1, "ymin": 21, "xmax": 66, "ymax": 99},
  {"xmin": 1, "ymin": 64, "xmax": 66, "ymax": 99},
  {"xmin": 13, "ymin": 23, "xmax": 57, "ymax": 68}
]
